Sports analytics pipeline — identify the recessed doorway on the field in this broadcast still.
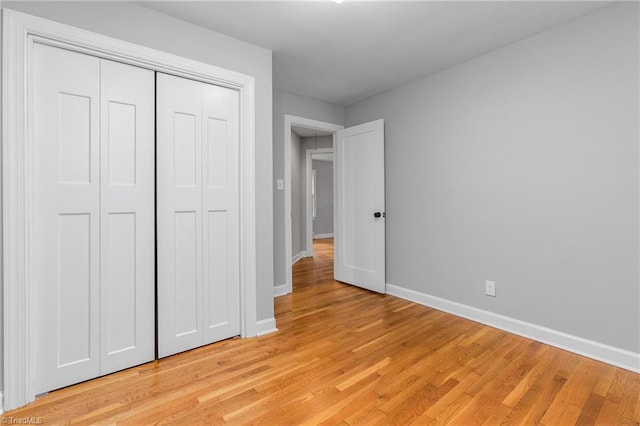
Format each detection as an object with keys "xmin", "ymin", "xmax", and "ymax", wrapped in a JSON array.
[{"xmin": 283, "ymin": 115, "xmax": 343, "ymax": 295}]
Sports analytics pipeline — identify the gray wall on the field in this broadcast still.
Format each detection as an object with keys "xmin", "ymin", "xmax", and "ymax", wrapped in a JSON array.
[
  {"xmin": 312, "ymin": 160, "xmax": 334, "ymax": 236},
  {"xmin": 273, "ymin": 89, "xmax": 344, "ymax": 286},
  {"xmin": 290, "ymin": 130, "xmax": 303, "ymax": 257},
  {"xmin": 0, "ymin": 0, "xmax": 4, "ymax": 390},
  {"xmin": 1, "ymin": 0, "xmax": 274, "ymax": 387},
  {"xmin": 346, "ymin": 3, "xmax": 639, "ymax": 352}
]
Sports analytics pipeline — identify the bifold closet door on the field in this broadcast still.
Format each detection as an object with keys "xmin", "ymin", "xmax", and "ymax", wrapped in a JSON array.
[
  {"xmin": 33, "ymin": 43, "xmax": 100, "ymax": 394},
  {"xmin": 157, "ymin": 73, "xmax": 240, "ymax": 358},
  {"xmin": 99, "ymin": 59, "xmax": 155, "ymax": 375},
  {"xmin": 33, "ymin": 43, "xmax": 155, "ymax": 394}
]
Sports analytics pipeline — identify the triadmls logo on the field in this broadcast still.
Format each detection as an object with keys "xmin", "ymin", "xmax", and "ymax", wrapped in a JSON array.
[{"xmin": 1, "ymin": 417, "xmax": 44, "ymax": 425}]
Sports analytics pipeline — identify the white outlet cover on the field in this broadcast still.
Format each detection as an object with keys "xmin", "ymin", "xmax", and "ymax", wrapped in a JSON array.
[{"xmin": 485, "ymin": 280, "xmax": 496, "ymax": 297}]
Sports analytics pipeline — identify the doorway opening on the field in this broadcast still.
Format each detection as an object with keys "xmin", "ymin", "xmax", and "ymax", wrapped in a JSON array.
[
  {"xmin": 300, "ymin": 151, "xmax": 335, "ymax": 288},
  {"xmin": 283, "ymin": 115, "xmax": 343, "ymax": 295},
  {"xmin": 292, "ymin": 237, "xmax": 334, "ymax": 292},
  {"xmin": 309, "ymin": 150, "xmax": 334, "ymax": 244}
]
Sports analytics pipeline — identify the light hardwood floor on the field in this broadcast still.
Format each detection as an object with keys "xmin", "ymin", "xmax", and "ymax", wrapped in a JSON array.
[{"xmin": 3, "ymin": 238, "xmax": 639, "ymax": 424}]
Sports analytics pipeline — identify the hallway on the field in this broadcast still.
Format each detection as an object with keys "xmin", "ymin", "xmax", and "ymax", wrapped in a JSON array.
[{"xmin": 292, "ymin": 238, "xmax": 334, "ymax": 290}]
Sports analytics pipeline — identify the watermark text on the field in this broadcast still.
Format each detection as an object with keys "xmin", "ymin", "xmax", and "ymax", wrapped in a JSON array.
[{"xmin": 1, "ymin": 417, "xmax": 44, "ymax": 425}]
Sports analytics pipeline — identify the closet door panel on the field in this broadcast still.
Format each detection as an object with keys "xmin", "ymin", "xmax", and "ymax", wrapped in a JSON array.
[
  {"xmin": 202, "ymin": 85, "xmax": 240, "ymax": 343},
  {"xmin": 174, "ymin": 211, "xmax": 200, "ymax": 335},
  {"xmin": 100, "ymin": 59, "xmax": 155, "ymax": 374},
  {"xmin": 57, "ymin": 214, "xmax": 93, "ymax": 364},
  {"xmin": 157, "ymin": 73, "xmax": 204, "ymax": 357},
  {"xmin": 33, "ymin": 43, "xmax": 101, "ymax": 393}
]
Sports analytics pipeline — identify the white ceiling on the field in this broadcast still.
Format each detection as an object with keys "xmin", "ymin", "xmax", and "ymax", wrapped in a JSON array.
[{"xmin": 141, "ymin": 1, "xmax": 612, "ymax": 106}]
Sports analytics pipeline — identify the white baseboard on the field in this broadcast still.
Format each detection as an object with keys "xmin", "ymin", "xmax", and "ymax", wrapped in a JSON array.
[
  {"xmin": 386, "ymin": 284, "xmax": 640, "ymax": 373},
  {"xmin": 256, "ymin": 318, "xmax": 278, "ymax": 336},
  {"xmin": 274, "ymin": 284, "xmax": 289, "ymax": 297},
  {"xmin": 291, "ymin": 251, "xmax": 306, "ymax": 265},
  {"xmin": 313, "ymin": 233, "xmax": 334, "ymax": 239}
]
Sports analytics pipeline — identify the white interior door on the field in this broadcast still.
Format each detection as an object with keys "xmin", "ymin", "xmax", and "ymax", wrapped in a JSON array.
[
  {"xmin": 157, "ymin": 73, "xmax": 240, "ymax": 358},
  {"xmin": 33, "ymin": 44, "xmax": 155, "ymax": 393},
  {"xmin": 33, "ymin": 43, "xmax": 101, "ymax": 394},
  {"xmin": 335, "ymin": 119, "xmax": 386, "ymax": 293},
  {"xmin": 99, "ymin": 59, "xmax": 155, "ymax": 374},
  {"xmin": 157, "ymin": 74, "xmax": 204, "ymax": 357},
  {"xmin": 202, "ymin": 83, "xmax": 241, "ymax": 343}
]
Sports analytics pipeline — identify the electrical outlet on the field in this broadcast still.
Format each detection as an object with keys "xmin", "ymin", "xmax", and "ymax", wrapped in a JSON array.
[{"xmin": 485, "ymin": 280, "xmax": 496, "ymax": 297}]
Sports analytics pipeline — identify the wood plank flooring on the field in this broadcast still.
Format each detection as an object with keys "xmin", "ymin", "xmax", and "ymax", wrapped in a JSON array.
[{"xmin": 3, "ymin": 237, "xmax": 639, "ymax": 424}]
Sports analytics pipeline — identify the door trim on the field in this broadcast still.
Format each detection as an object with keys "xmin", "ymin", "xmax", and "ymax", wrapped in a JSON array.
[
  {"xmin": 305, "ymin": 148, "xmax": 333, "ymax": 257},
  {"xmin": 2, "ymin": 9, "xmax": 257, "ymax": 410},
  {"xmin": 283, "ymin": 115, "xmax": 342, "ymax": 295}
]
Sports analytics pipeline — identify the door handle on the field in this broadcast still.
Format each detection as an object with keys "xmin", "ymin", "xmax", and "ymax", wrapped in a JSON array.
[{"xmin": 374, "ymin": 212, "xmax": 385, "ymax": 218}]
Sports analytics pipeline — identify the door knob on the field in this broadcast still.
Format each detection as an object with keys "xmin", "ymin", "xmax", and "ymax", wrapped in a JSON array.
[{"xmin": 374, "ymin": 212, "xmax": 382, "ymax": 218}]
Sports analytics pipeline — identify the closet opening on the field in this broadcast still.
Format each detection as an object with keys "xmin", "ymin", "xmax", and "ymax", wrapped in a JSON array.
[{"xmin": 3, "ymin": 9, "xmax": 257, "ymax": 410}]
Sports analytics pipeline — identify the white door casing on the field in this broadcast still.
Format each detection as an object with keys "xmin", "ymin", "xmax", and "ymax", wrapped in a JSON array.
[
  {"xmin": 3, "ymin": 9, "xmax": 257, "ymax": 411},
  {"xmin": 157, "ymin": 73, "xmax": 241, "ymax": 358},
  {"xmin": 334, "ymin": 119, "xmax": 386, "ymax": 293},
  {"xmin": 283, "ymin": 115, "xmax": 343, "ymax": 295},
  {"xmin": 305, "ymin": 147, "xmax": 333, "ymax": 255}
]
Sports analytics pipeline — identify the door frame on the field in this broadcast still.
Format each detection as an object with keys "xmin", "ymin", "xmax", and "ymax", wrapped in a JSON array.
[
  {"xmin": 2, "ymin": 9, "xmax": 257, "ymax": 410},
  {"xmin": 283, "ymin": 115, "xmax": 342, "ymax": 295},
  {"xmin": 305, "ymin": 148, "xmax": 333, "ymax": 256}
]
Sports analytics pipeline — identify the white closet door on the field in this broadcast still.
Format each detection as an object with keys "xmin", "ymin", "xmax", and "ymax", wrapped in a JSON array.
[
  {"xmin": 33, "ymin": 43, "xmax": 101, "ymax": 393},
  {"xmin": 33, "ymin": 44, "xmax": 156, "ymax": 393},
  {"xmin": 157, "ymin": 73, "xmax": 240, "ymax": 357},
  {"xmin": 99, "ymin": 59, "xmax": 155, "ymax": 374},
  {"xmin": 157, "ymin": 73, "xmax": 204, "ymax": 357},
  {"xmin": 202, "ymin": 83, "xmax": 240, "ymax": 343}
]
